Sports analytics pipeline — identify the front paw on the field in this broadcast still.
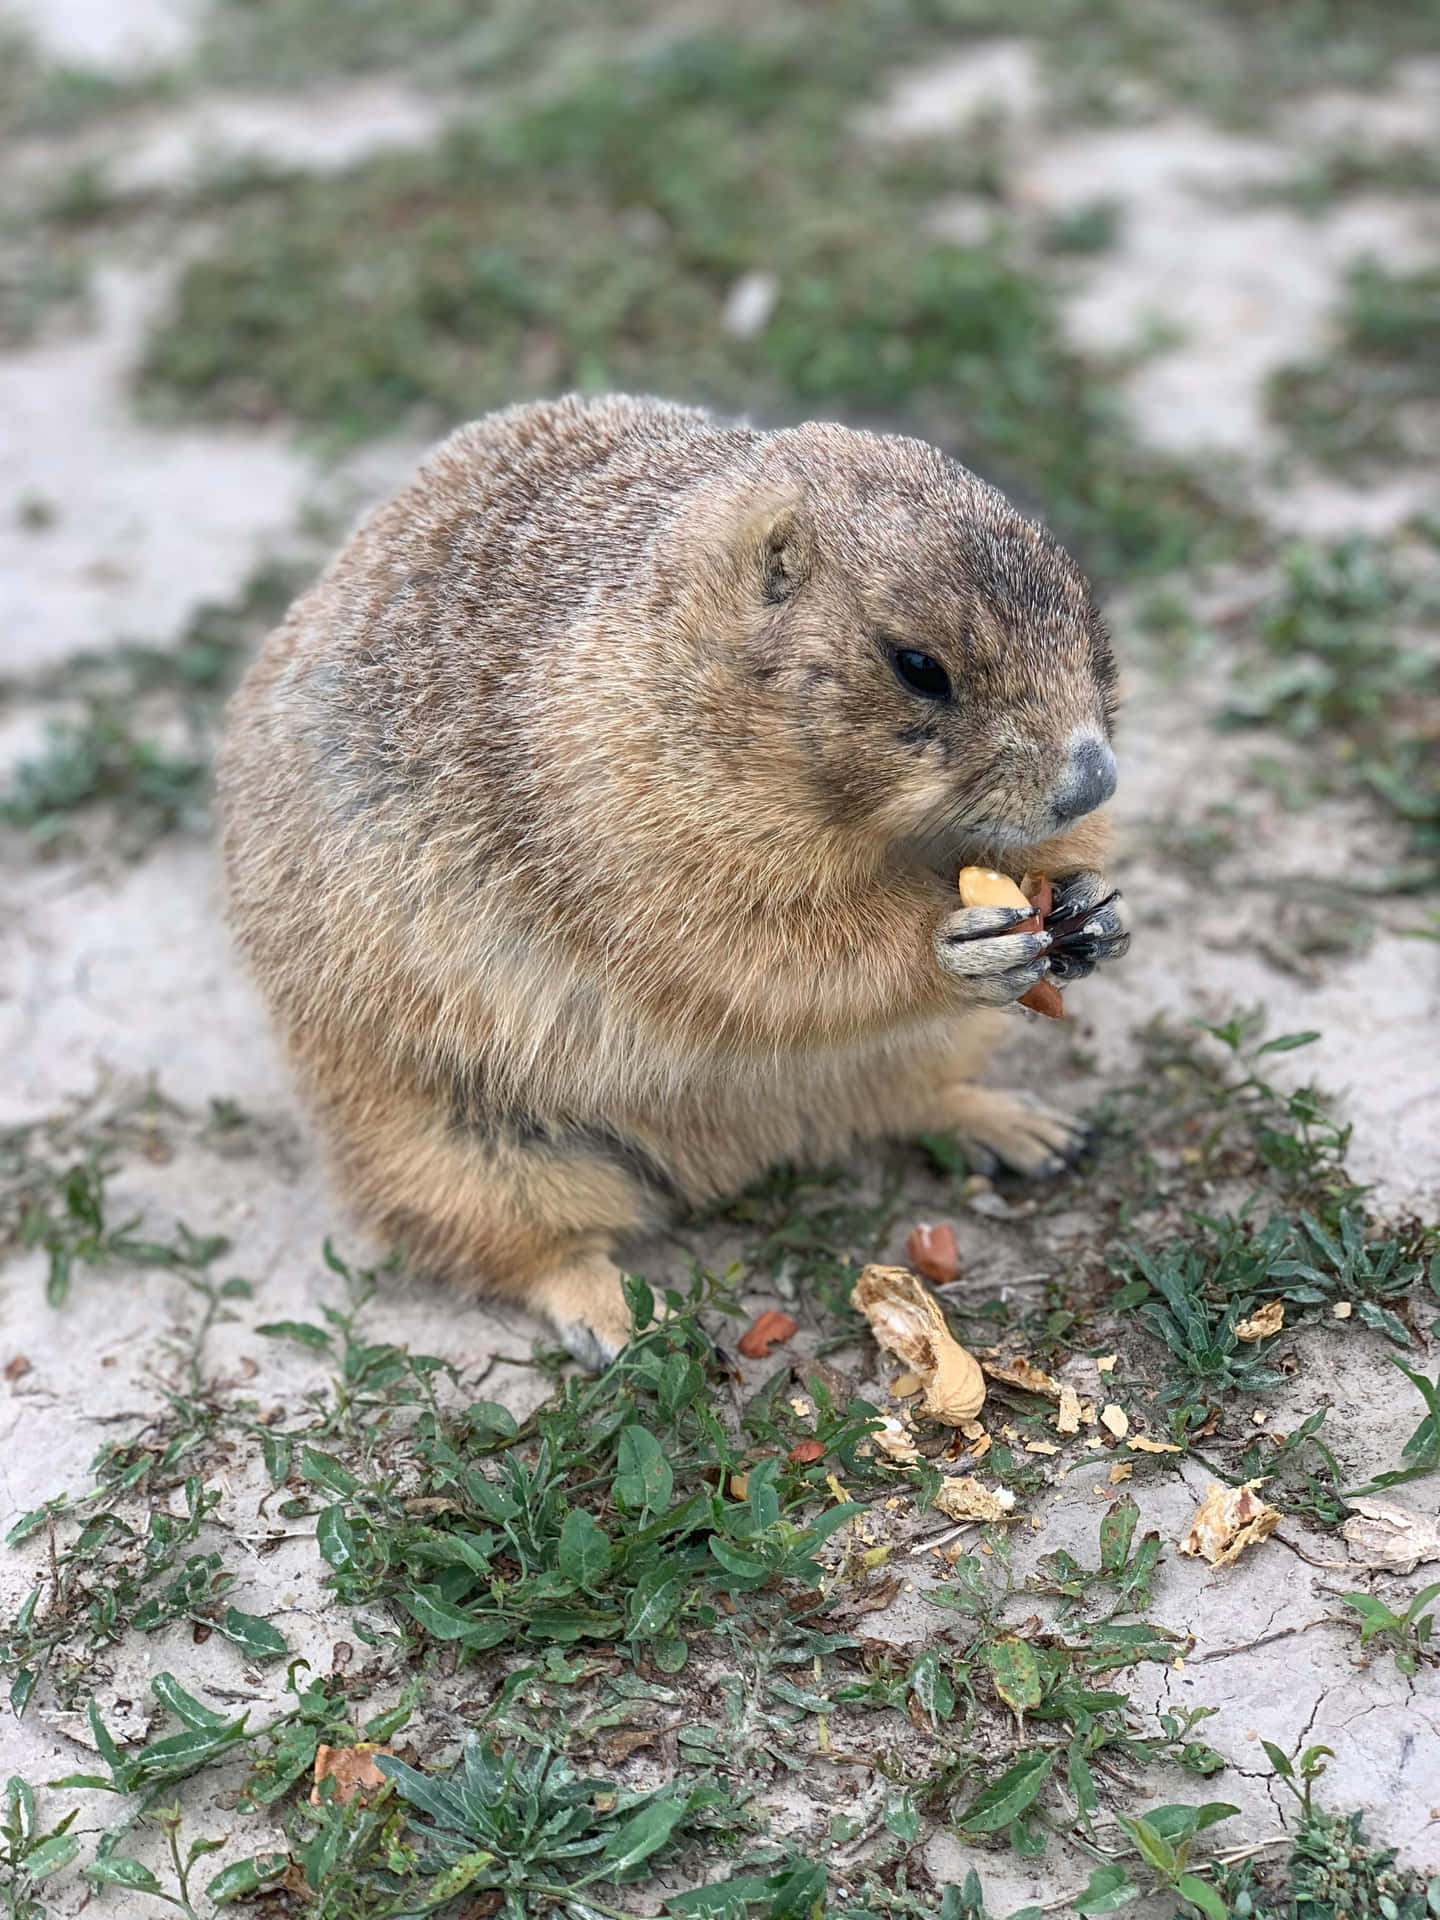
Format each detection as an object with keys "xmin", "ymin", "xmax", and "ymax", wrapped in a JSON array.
[
  {"xmin": 935, "ymin": 905, "xmax": 1053, "ymax": 1008},
  {"xmin": 1045, "ymin": 871, "xmax": 1131, "ymax": 984}
]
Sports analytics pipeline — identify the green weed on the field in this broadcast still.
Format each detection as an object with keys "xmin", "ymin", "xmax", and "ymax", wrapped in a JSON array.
[
  {"xmin": 139, "ymin": 25, "xmax": 1229, "ymax": 580},
  {"xmin": 0, "ymin": 1776, "xmax": 79, "ymax": 1920},
  {"xmin": 1270, "ymin": 259, "xmax": 1440, "ymax": 470},
  {"xmin": 1341, "ymin": 1581, "xmax": 1439, "ymax": 1677},
  {"xmin": 1222, "ymin": 537, "xmax": 1440, "ymax": 883},
  {"xmin": 1, "ymin": 560, "xmax": 303, "ymax": 856}
]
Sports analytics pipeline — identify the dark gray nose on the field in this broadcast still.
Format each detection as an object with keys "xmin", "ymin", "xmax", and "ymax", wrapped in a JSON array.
[{"xmin": 1053, "ymin": 733, "xmax": 1117, "ymax": 823}]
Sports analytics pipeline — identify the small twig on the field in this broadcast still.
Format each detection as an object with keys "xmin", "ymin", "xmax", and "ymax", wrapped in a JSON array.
[
  {"xmin": 1191, "ymin": 1616, "xmax": 1333, "ymax": 1663},
  {"xmin": 1272, "ymin": 1526, "xmax": 1346, "ymax": 1569}
]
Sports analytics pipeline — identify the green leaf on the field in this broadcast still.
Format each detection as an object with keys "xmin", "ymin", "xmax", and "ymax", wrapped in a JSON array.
[
  {"xmin": 954, "ymin": 1750, "xmax": 1054, "ymax": 1834},
  {"xmin": 86, "ymin": 1698, "xmax": 125, "ymax": 1776},
  {"xmin": 255, "ymin": 1320, "xmax": 332, "ymax": 1350},
  {"xmin": 1255, "ymin": 1030, "xmax": 1321, "ymax": 1055},
  {"xmin": 152, "ymin": 1674, "xmax": 230, "ymax": 1729},
  {"xmin": 1074, "ymin": 1863, "xmax": 1140, "ymax": 1914},
  {"xmin": 558, "ymin": 1509, "xmax": 612, "ymax": 1587},
  {"xmin": 316, "ymin": 1504, "xmax": 357, "ymax": 1570},
  {"xmin": 466, "ymin": 1400, "xmax": 519, "ymax": 1442},
  {"xmin": 6, "ymin": 1775, "xmax": 35, "ymax": 1836},
  {"xmin": 25, "ymin": 1832, "xmax": 80, "ymax": 1881},
  {"xmin": 260, "ymin": 1431, "xmax": 291, "ymax": 1485},
  {"xmin": 216, "ymin": 1607, "xmax": 288, "ymax": 1660},
  {"xmin": 614, "ymin": 1425, "xmax": 673, "ymax": 1516},
  {"xmin": 300, "ymin": 1447, "xmax": 356, "ymax": 1497},
  {"xmin": 426, "ymin": 1852, "xmax": 497, "ymax": 1900},
  {"xmin": 747, "ymin": 1458, "xmax": 781, "ymax": 1533},
  {"xmin": 1261, "ymin": 1740, "xmax": 1293, "ymax": 1779},
  {"xmin": 86, "ymin": 1857, "xmax": 163, "ymax": 1891},
  {"xmin": 1099, "ymin": 1497, "xmax": 1138, "ymax": 1574},
  {"xmin": 1176, "ymin": 1875, "xmax": 1228, "ymax": 1920},
  {"xmin": 402, "ymin": 1588, "xmax": 511, "ymax": 1648},
  {"xmin": 1343, "ymin": 1592, "xmax": 1401, "ymax": 1642},
  {"xmin": 627, "ymin": 1570, "xmax": 688, "ymax": 1640},
  {"xmin": 884, "ymin": 1793, "xmax": 920, "ymax": 1843},
  {"xmin": 1116, "ymin": 1813, "xmax": 1178, "ymax": 1879},
  {"xmin": 986, "ymin": 1636, "xmax": 1042, "ymax": 1718},
  {"xmin": 6, "ymin": 1504, "xmax": 58, "ymax": 1548},
  {"xmin": 602, "ymin": 1795, "xmax": 689, "ymax": 1875},
  {"xmin": 907, "ymin": 1650, "xmax": 954, "ymax": 1724},
  {"xmin": 206, "ymin": 1854, "xmax": 290, "ymax": 1904},
  {"xmin": 1143, "ymin": 1802, "xmax": 1238, "ymax": 1839},
  {"xmin": 10, "ymin": 1667, "xmax": 36, "ymax": 1717}
]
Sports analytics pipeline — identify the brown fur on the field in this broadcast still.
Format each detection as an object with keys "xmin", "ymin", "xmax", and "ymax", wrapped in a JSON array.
[{"xmin": 219, "ymin": 395, "xmax": 1125, "ymax": 1363}]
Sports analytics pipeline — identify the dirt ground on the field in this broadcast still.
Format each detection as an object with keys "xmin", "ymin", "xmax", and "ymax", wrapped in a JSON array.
[{"xmin": 1, "ymin": 5, "xmax": 1437, "ymax": 1914}]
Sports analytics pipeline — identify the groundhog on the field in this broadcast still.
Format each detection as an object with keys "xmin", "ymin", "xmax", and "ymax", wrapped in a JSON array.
[{"xmin": 219, "ymin": 394, "xmax": 1130, "ymax": 1365}]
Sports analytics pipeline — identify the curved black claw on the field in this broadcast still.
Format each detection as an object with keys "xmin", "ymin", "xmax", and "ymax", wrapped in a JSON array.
[{"xmin": 1045, "ymin": 873, "xmax": 1130, "ymax": 983}]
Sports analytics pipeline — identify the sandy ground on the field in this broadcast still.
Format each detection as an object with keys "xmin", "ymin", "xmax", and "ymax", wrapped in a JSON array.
[{"xmin": 2, "ymin": 8, "xmax": 1438, "ymax": 1904}]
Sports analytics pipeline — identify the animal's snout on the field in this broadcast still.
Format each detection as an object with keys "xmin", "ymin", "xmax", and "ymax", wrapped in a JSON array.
[{"xmin": 1052, "ymin": 732, "xmax": 1117, "ymax": 824}]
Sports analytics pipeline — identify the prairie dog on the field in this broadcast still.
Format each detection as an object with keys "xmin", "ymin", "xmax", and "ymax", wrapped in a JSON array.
[{"xmin": 219, "ymin": 395, "xmax": 1129, "ymax": 1364}]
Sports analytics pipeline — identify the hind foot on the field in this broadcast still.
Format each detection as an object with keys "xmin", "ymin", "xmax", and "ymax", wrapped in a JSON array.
[
  {"xmin": 928, "ymin": 1085, "xmax": 1090, "ymax": 1180},
  {"xmin": 525, "ymin": 1251, "xmax": 635, "ymax": 1370}
]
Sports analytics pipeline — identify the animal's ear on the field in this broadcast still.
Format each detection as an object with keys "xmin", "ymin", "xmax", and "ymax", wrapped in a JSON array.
[{"xmin": 752, "ymin": 499, "xmax": 811, "ymax": 604}]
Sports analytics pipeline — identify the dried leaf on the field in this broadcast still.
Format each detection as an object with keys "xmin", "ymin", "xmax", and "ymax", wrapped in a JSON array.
[
  {"xmin": 1056, "ymin": 1386, "xmax": 1082, "ymax": 1436},
  {"xmin": 933, "ymin": 1477, "xmax": 1016, "ymax": 1524},
  {"xmin": 1332, "ymin": 1300, "xmax": 1353, "ymax": 1319},
  {"xmin": 906, "ymin": 1222, "xmax": 960, "ymax": 1284},
  {"xmin": 891, "ymin": 1370, "xmax": 923, "ymax": 1398},
  {"xmin": 1099, "ymin": 1404, "xmax": 1129, "ymax": 1439},
  {"xmin": 851, "ymin": 1265, "xmax": 985, "ymax": 1423},
  {"xmin": 1095, "ymin": 1354, "xmax": 1117, "ymax": 1373},
  {"xmin": 1179, "ymin": 1482, "xmax": 1280, "ymax": 1568},
  {"xmin": 787, "ymin": 1439, "xmax": 826, "ymax": 1465},
  {"xmin": 1108, "ymin": 1462, "xmax": 1134, "ymax": 1484},
  {"xmin": 982, "ymin": 1355, "xmax": 1061, "ymax": 1401},
  {"xmin": 737, "ymin": 1310, "xmax": 798, "ymax": 1359},
  {"xmin": 1235, "ymin": 1300, "xmax": 1284, "ymax": 1342},
  {"xmin": 603, "ymin": 1727, "xmax": 661, "ymax": 1764},
  {"xmin": 1343, "ymin": 1499, "xmax": 1440, "ymax": 1575},
  {"xmin": 1127, "ymin": 1434, "xmax": 1182, "ymax": 1455},
  {"xmin": 311, "ymin": 1744, "xmax": 392, "ymax": 1807},
  {"xmin": 1025, "ymin": 1440, "xmax": 1059, "ymax": 1456},
  {"xmin": 839, "ymin": 1574, "xmax": 904, "ymax": 1617}
]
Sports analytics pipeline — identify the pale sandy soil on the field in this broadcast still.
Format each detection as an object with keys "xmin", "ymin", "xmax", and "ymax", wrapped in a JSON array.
[{"xmin": 1, "ymin": 10, "xmax": 1438, "ymax": 1905}]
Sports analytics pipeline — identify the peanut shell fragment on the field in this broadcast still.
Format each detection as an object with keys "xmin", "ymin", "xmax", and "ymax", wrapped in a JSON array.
[
  {"xmin": 851, "ymin": 1264, "xmax": 986, "ymax": 1424},
  {"xmin": 1179, "ymin": 1481, "xmax": 1281, "ymax": 1568},
  {"xmin": 933, "ymin": 1476, "xmax": 1015, "ymax": 1523},
  {"xmin": 1235, "ymin": 1300, "xmax": 1284, "ymax": 1342}
]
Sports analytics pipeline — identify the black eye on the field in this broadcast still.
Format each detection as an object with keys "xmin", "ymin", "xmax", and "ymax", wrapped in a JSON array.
[{"xmin": 891, "ymin": 648, "xmax": 952, "ymax": 702}]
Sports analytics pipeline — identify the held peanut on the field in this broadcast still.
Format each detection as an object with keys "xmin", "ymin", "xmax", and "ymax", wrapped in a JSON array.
[{"xmin": 955, "ymin": 866, "xmax": 1064, "ymax": 1020}]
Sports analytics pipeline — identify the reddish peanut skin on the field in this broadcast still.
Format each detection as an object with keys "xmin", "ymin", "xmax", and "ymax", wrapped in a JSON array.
[
  {"xmin": 1020, "ymin": 876, "xmax": 1064, "ymax": 1015},
  {"xmin": 1019, "ymin": 979, "xmax": 1064, "ymax": 1019},
  {"xmin": 906, "ymin": 1222, "xmax": 960, "ymax": 1283}
]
